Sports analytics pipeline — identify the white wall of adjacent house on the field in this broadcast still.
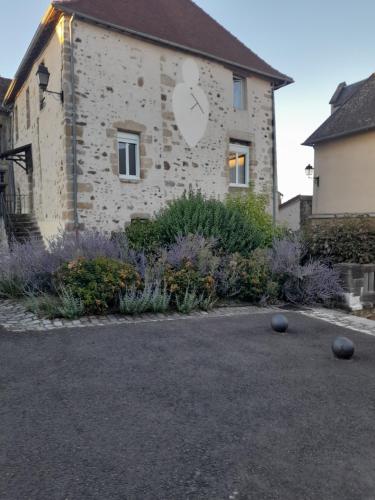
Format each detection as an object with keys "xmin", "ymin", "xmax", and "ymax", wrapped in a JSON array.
[
  {"xmin": 278, "ymin": 198, "xmax": 301, "ymax": 231},
  {"xmin": 10, "ymin": 16, "xmax": 68, "ymax": 240},
  {"xmin": 313, "ymin": 130, "xmax": 375, "ymax": 216},
  {"xmin": 71, "ymin": 19, "xmax": 276, "ymax": 233}
]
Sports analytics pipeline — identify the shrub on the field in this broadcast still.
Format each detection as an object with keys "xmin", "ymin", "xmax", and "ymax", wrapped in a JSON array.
[
  {"xmin": 58, "ymin": 286, "xmax": 85, "ymax": 319},
  {"xmin": 0, "ymin": 231, "xmax": 129, "ymax": 298},
  {"xmin": 163, "ymin": 234, "xmax": 220, "ymax": 275},
  {"xmin": 271, "ymin": 236, "xmax": 343, "ymax": 305},
  {"xmin": 25, "ymin": 293, "xmax": 63, "ymax": 319},
  {"xmin": 0, "ymin": 239, "xmax": 54, "ymax": 295},
  {"xmin": 164, "ymin": 262, "xmax": 216, "ymax": 303},
  {"xmin": 155, "ymin": 191, "xmax": 264, "ymax": 255},
  {"xmin": 0, "ymin": 274, "xmax": 26, "ymax": 299},
  {"xmin": 307, "ymin": 218, "xmax": 375, "ymax": 264},
  {"xmin": 56, "ymin": 257, "xmax": 141, "ymax": 314},
  {"xmin": 124, "ymin": 219, "xmax": 161, "ymax": 253},
  {"xmin": 175, "ymin": 288, "xmax": 200, "ymax": 313},
  {"xmin": 237, "ymin": 249, "xmax": 280, "ymax": 303},
  {"xmin": 119, "ymin": 285, "xmax": 171, "ymax": 315},
  {"xmin": 226, "ymin": 190, "xmax": 282, "ymax": 247}
]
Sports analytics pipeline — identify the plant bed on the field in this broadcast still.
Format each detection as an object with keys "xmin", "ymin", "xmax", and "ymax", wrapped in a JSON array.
[{"xmin": 0, "ymin": 193, "xmax": 342, "ymax": 321}]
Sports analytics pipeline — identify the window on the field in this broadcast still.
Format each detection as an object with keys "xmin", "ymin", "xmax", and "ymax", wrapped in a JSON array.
[
  {"xmin": 229, "ymin": 142, "xmax": 250, "ymax": 187},
  {"xmin": 118, "ymin": 132, "xmax": 140, "ymax": 180},
  {"xmin": 26, "ymin": 88, "xmax": 31, "ymax": 129},
  {"xmin": 233, "ymin": 75, "xmax": 246, "ymax": 110}
]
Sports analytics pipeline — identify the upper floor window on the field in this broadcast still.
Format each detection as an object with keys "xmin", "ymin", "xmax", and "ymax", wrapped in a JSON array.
[
  {"xmin": 229, "ymin": 142, "xmax": 250, "ymax": 187},
  {"xmin": 233, "ymin": 75, "xmax": 246, "ymax": 110},
  {"xmin": 118, "ymin": 131, "xmax": 140, "ymax": 180}
]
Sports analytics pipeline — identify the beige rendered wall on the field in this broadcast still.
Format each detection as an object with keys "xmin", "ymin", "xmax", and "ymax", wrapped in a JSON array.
[
  {"xmin": 11, "ymin": 16, "xmax": 69, "ymax": 240},
  {"xmin": 72, "ymin": 20, "xmax": 276, "ymax": 233},
  {"xmin": 313, "ymin": 131, "xmax": 375, "ymax": 216},
  {"xmin": 278, "ymin": 199, "xmax": 301, "ymax": 231}
]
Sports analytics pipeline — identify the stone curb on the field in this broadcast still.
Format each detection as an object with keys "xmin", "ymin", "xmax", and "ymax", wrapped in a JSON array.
[
  {"xmin": 0, "ymin": 299, "xmax": 270, "ymax": 333},
  {"xmin": 300, "ymin": 308, "xmax": 375, "ymax": 337},
  {"xmin": 1, "ymin": 299, "xmax": 375, "ymax": 335}
]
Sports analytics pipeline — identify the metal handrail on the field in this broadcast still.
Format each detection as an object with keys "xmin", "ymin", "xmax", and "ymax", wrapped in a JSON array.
[
  {"xmin": 1, "ymin": 194, "xmax": 30, "ymax": 215},
  {"xmin": 0, "ymin": 193, "xmax": 15, "ymax": 243}
]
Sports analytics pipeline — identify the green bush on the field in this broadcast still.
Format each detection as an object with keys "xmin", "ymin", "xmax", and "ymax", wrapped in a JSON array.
[
  {"xmin": 237, "ymin": 249, "xmax": 279, "ymax": 303},
  {"xmin": 58, "ymin": 286, "xmax": 85, "ymax": 319},
  {"xmin": 125, "ymin": 219, "xmax": 161, "ymax": 252},
  {"xmin": 164, "ymin": 261, "xmax": 216, "ymax": 303},
  {"xmin": 25, "ymin": 294, "xmax": 63, "ymax": 319},
  {"xmin": 55, "ymin": 257, "xmax": 141, "ymax": 314},
  {"xmin": 307, "ymin": 219, "xmax": 375, "ymax": 264},
  {"xmin": 0, "ymin": 275, "xmax": 26, "ymax": 299},
  {"xmin": 155, "ymin": 191, "xmax": 265, "ymax": 255},
  {"xmin": 226, "ymin": 190, "xmax": 282, "ymax": 247},
  {"xmin": 119, "ymin": 285, "xmax": 171, "ymax": 315}
]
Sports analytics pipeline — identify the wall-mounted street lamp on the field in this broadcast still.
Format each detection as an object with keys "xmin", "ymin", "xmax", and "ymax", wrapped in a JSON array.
[
  {"xmin": 36, "ymin": 63, "xmax": 64, "ymax": 103},
  {"xmin": 305, "ymin": 164, "xmax": 320, "ymax": 186}
]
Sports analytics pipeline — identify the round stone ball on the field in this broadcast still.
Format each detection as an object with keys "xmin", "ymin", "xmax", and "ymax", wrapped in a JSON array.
[
  {"xmin": 271, "ymin": 314, "xmax": 288, "ymax": 333},
  {"xmin": 332, "ymin": 337, "xmax": 355, "ymax": 360}
]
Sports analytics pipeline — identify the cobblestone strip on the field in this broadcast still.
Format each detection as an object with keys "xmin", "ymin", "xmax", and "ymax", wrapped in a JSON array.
[
  {"xmin": 300, "ymin": 308, "xmax": 375, "ymax": 337},
  {"xmin": 0, "ymin": 299, "xmax": 270, "ymax": 333}
]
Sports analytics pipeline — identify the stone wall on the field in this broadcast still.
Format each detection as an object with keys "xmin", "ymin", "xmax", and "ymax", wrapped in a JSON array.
[
  {"xmin": 10, "ymin": 16, "xmax": 69, "ymax": 240},
  {"xmin": 335, "ymin": 263, "xmax": 375, "ymax": 311},
  {"xmin": 72, "ymin": 19, "xmax": 276, "ymax": 233}
]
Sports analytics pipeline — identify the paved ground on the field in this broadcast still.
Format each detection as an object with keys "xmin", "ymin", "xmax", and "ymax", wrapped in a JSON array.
[{"xmin": 1, "ymin": 312, "xmax": 375, "ymax": 500}]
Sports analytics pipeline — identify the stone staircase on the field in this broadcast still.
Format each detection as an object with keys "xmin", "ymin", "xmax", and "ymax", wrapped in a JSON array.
[{"xmin": 7, "ymin": 214, "xmax": 44, "ymax": 245}]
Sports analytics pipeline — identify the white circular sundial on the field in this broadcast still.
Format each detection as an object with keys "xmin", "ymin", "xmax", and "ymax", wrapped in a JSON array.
[{"xmin": 172, "ymin": 58, "xmax": 209, "ymax": 148}]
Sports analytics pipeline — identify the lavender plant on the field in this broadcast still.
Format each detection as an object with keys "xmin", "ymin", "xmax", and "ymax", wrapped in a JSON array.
[
  {"xmin": 175, "ymin": 287, "xmax": 200, "ymax": 314},
  {"xmin": 271, "ymin": 236, "xmax": 343, "ymax": 305},
  {"xmin": 164, "ymin": 234, "xmax": 219, "ymax": 274},
  {"xmin": 119, "ymin": 284, "xmax": 171, "ymax": 315}
]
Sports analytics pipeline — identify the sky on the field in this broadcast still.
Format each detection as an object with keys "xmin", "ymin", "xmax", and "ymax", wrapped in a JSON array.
[{"xmin": 1, "ymin": 0, "xmax": 375, "ymax": 201}]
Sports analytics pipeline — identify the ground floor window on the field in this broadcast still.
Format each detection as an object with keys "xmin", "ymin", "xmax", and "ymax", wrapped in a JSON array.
[
  {"xmin": 118, "ymin": 132, "xmax": 140, "ymax": 180},
  {"xmin": 229, "ymin": 142, "xmax": 250, "ymax": 187}
]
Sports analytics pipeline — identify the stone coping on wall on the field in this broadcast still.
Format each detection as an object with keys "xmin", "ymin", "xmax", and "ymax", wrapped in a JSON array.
[{"xmin": 334, "ymin": 262, "xmax": 375, "ymax": 311}]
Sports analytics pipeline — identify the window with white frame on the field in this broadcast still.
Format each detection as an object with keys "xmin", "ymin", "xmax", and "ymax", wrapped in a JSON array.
[
  {"xmin": 233, "ymin": 75, "xmax": 246, "ymax": 110},
  {"xmin": 118, "ymin": 131, "xmax": 140, "ymax": 180},
  {"xmin": 229, "ymin": 142, "xmax": 250, "ymax": 187}
]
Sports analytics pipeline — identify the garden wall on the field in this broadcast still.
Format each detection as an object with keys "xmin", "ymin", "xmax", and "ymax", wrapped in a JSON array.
[{"xmin": 335, "ymin": 263, "xmax": 375, "ymax": 311}]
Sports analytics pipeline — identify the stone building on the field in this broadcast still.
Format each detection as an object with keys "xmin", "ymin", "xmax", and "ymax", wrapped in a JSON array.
[
  {"xmin": 0, "ymin": 77, "xmax": 12, "ymax": 197},
  {"xmin": 0, "ymin": 0, "xmax": 292, "ymax": 240},
  {"xmin": 278, "ymin": 195, "xmax": 312, "ymax": 231}
]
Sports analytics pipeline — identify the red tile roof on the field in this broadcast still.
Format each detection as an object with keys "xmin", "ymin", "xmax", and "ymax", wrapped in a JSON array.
[
  {"xmin": 5, "ymin": 0, "xmax": 292, "ymax": 105},
  {"xmin": 53, "ymin": 0, "xmax": 292, "ymax": 85},
  {"xmin": 304, "ymin": 74, "xmax": 375, "ymax": 146}
]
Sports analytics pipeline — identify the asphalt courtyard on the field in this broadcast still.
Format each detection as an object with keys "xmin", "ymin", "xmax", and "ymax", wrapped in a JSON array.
[{"xmin": 1, "ymin": 312, "xmax": 375, "ymax": 500}]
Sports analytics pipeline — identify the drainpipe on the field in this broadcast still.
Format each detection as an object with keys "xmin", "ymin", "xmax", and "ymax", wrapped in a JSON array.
[
  {"xmin": 271, "ymin": 83, "xmax": 278, "ymax": 224},
  {"xmin": 69, "ymin": 14, "xmax": 79, "ymax": 234}
]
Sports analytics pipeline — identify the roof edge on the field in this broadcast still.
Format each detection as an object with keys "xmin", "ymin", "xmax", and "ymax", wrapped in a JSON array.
[
  {"xmin": 280, "ymin": 194, "xmax": 312, "ymax": 208},
  {"xmin": 4, "ymin": 6, "xmax": 61, "ymax": 105},
  {"xmin": 53, "ymin": 3, "xmax": 294, "ymax": 88},
  {"xmin": 303, "ymin": 123, "xmax": 375, "ymax": 147}
]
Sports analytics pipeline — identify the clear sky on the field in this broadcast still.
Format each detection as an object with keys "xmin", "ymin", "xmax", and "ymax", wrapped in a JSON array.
[{"xmin": 1, "ymin": 0, "xmax": 375, "ymax": 201}]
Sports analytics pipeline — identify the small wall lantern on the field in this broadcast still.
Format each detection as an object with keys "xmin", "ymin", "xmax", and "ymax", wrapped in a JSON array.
[
  {"xmin": 305, "ymin": 164, "xmax": 320, "ymax": 186},
  {"xmin": 36, "ymin": 63, "xmax": 64, "ymax": 103}
]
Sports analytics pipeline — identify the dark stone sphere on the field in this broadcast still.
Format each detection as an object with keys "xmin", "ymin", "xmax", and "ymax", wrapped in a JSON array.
[
  {"xmin": 332, "ymin": 337, "xmax": 355, "ymax": 360},
  {"xmin": 271, "ymin": 314, "xmax": 288, "ymax": 333}
]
